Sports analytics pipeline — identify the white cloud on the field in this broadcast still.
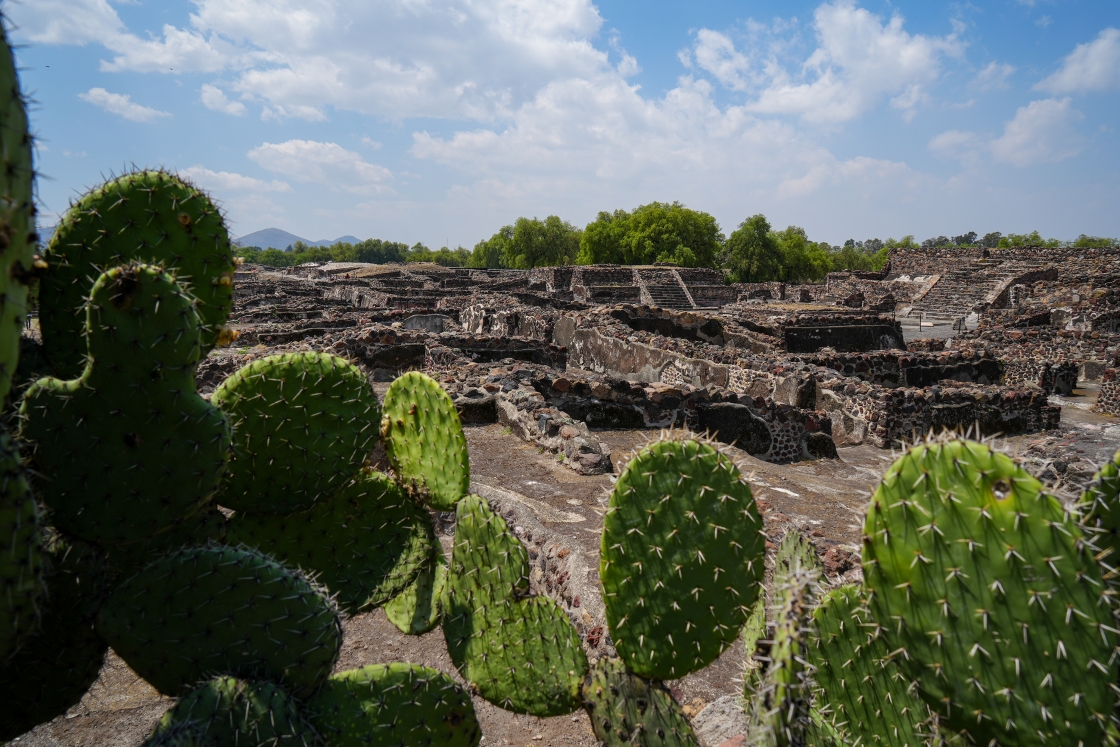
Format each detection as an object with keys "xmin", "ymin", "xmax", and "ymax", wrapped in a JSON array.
[
  {"xmin": 100, "ymin": 25, "xmax": 230, "ymax": 74},
  {"xmin": 934, "ymin": 98, "xmax": 1085, "ymax": 168},
  {"xmin": 691, "ymin": 30, "xmax": 752, "ymax": 91},
  {"xmin": 248, "ymin": 140, "xmax": 393, "ymax": 193},
  {"xmin": 200, "ymin": 84, "xmax": 246, "ymax": 115},
  {"xmin": 7, "ymin": 0, "xmax": 123, "ymax": 45},
  {"xmin": 1037, "ymin": 28, "xmax": 1120, "ymax": 94},
  {"xmin": 992, "ymin": 98, "xmax": 1083, "ymax": 166},
  {"xmin": 179, "ymin": 166, "xmax": 290, "ymax": 193},
  {"xmin": 971, "ymin": 61, "xmax": 1015, "ymax": 91},
  {"xmin": 928, "ymin": 129, "xmax": 986, "ymax": 164},
  {"xmin": 77, "ymin": 88, "xmax": 170, "ymax": 122},
  {"xmin": 739, "ymin": 1, "xmax": 964, "ymax": 123}
]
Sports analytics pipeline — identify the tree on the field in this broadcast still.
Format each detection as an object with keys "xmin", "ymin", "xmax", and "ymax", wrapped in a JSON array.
[
  {"xmin": 722, "ymin": 214, "xmax": 780, "ymax": 283},
  {"xmin": 577, "ymin": 202, "xmax": 723, "ymax": 267},
  {"xmin": 921, "ymin": 236, "xmax": 951, "ymax": 248},
  {"xmin": 470, "ymin": 226, "xmax": 512, "ymax": 269},
  {"xmin": 773, "ymin": 226, "xmax": 831, "ymax": 283},
  {"xmin": 506, "ymin": 216, "xmax": 581, "ymax": 268},
  {"xmin": 1072, "ymin": 234, "xmax": 1119, "ymax": 248},
  {"xmin": 998, "ymin": 231, "xmax": 1062, "ymax": 248},
  {"xmin": 952, "ymin": 231, "xmax": 977, "ymax": 246},
  {"xmin": 980, "ymin": 232, "xmax": 1002, "ymax": 248}
]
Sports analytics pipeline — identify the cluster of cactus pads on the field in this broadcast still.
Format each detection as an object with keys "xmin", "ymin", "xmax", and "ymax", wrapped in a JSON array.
[{"xmin": 4, "ymin": 18, "xmax": 1120, "ymax": 747}]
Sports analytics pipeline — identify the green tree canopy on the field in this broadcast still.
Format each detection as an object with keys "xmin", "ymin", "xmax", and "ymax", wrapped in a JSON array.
[
  {"xmin": 236, "ymin": 239, "xmax": 466, "ymax": 268},
  {"xmin": 773, "ymin": 226, "xmax": 831, "ymax": 283},
  {"xmin": 722, "ymin": 214, "xmax": 779, "ymax": 283},
  {"xmin": 470, "ymin": 216, "xmax": 580, "ymax": 269},
  {"xmin": 577, "ymin": 202, "xmax": 723, "ymax": 267}
]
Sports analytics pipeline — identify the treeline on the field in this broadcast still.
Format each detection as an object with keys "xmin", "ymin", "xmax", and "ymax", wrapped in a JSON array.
[
  {"xmin": 235, "ymin": 203, "xmax": 1119, "ymax": 284},
  {"xmin": 236, "ymin": 239, "xmax": 471, "ymax": 268}
]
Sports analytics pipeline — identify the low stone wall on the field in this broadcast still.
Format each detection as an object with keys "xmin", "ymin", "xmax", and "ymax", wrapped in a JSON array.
[
  {"xmin": 787, "ymin": 350, "xmax": 1003, "ymax": 389},
  {"xmin": 1094, "ymin": 369, "xmax": 1120, "ymax": 415},
  {"xmin": 817, "ymin": 379, "xmax": 1059, "ymax": 448}
]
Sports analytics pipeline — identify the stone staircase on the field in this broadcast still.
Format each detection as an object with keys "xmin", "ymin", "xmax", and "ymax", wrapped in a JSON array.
[
  {"xmin": 634, "ymin": 268, "xmax": 694, "ymax": 310},
  {"xmin": 909, "ymin": 259, "xmax": 1046, "ymax": 320}
]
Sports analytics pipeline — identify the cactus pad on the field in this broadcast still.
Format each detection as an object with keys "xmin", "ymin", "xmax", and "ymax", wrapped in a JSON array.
[
  {"xmin": 385, "ymin": 552, "xmax": 447, "ymax": 635},
  {"xmin": 863, "ymin": 439, "xmax": 1119, "ymax": 746},
  {"xmin": 0, "ymin": 19, "xmax": 36, "ymax": 402},
  {"xmin": 149, "ymin": 676, "xmax": 314, "ymax": 747},
  {"xmin": 758, "ymin": 564, "xmax": 817, "ymax": 747},
  {"xmin": 96, "ymin": 544, "xmax": 342, "ymax": 697},
  {"xmin": 581, "ymin": 657, "xmax": 699, "ymax": 747},
  {"xmin": 444, "ymin": 493, "xmax": 588, "ymax": 716},
  {"xmin": 601, "ymin": 438, "xmax": 765, "ymax": 680},
  {"xmin": 308, "ymin": 663, "xmax": 480, "ymax": 747},
  {"xmin": 810, "ymin": 585, "xmax": 928, "ymax": 747},
  {"xmin": 0, "ymin": 539, "xmax": 109, "ymax": 740},
  {"xmin": 0, "ymin": 427, "xmax": 41, "ymax": 660},
  {"xmin": 227, "ymin": 472, "xmax": 435, "ymax": 611},
  {"xmin": 1081, "ymin": 447, "xmax": 1120, "ymax": 566},
  {"xmin": 20, "ymin": 264, "xmax": 230, "ymax": 546},
  {"xmin": 212, "ymin": 352, "xmax": 380, "ymax": 513},
  {"xmin": 380, "ymin": 372, "xmax": 469, "ymax": 510},
  {"xmin": 40, "ymin": 169, "xmax": 235, "ymax": 378}
]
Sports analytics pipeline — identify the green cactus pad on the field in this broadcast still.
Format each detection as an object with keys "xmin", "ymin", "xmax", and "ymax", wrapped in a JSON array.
[
  {"xmin": 141, "ymin": 721, "xmax": 208, "ymax": 747},
  {"xmin": 741, "ymin": 594, "xmax": 768, "ymax": 698},
  {"xmin": 758, "ymin": 565, "xmax": 817, "ymax": 747},
  {"xmin": 107, "ymin": 506, "xmax": 229, "ymax": 575},
  {"xmin": 40, "ymin": 169, "xmax": 235, "ymax": 378},
  {"xmin": 0, "ymin": 427, "xmax": 41, "ymax": 660},
  {"xmin": 774, "ymin": 530, "xmax": 821, "ymax": 580},
  {"xmin": 96, "ymin": 544, "xmax": 342, "ymax": 697},
  {"xmin": 149, "ymin": 676, "xmax": 314, "ymax": 747},
  {"xmin": 20, "ymin": 263, "xmax": 231, "ymax": 546},
  {"xmin": 581, "ymin": 657, "xmax": 699, "ymax": 747},
  {"xmin": 212, "ymin": 352, "xmax": 381, "ymax": 513},
  {"xmin": 0, "ymin": 539, "xmax": 109, "ymax": 741},
  {"xmin": 0, "ymin": 19, "xmax": 36, "ymax": 402},
  {"xmin": 444, "ymin": 493, "xmax": 588, "ymax": 716},
  {"xmin": 810, "ymin": 585, "xmax": 928, "ymax": 747},
  {"xmin": 601, "ymin": 438, "xmax": 765, "ymax": 680},
  {"xmin": 385, "ymin": 552, "xmax": 447, "ymax": 635},
  {"xmin": 380, "ymin": 372, "xmax": 469, "ymax": 510},
  {"xmin": 308, "ymin": 663, "xmax": 480, "ymax": 747},
  {"xmin": 1081, "ymin": 447, "xmax": 1120, "ymax": 566},
  {"xmin": 863, "ymin": 439, "xmax": 1119, "ymax": 747},
  {"xmin": 227, "ymin": 473, "xmax": 435, "ymax": 612}
]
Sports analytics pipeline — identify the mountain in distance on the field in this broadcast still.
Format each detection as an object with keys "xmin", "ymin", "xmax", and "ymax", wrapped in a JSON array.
[{"xmin": 234, "ymin": 227, "xmax": 361, "ymax": 250}]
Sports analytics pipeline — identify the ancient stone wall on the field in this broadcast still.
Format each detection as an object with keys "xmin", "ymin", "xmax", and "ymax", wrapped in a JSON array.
[{"xmin": 1094, "ymin": 369, "xmax": 1120, "ymax": 415}]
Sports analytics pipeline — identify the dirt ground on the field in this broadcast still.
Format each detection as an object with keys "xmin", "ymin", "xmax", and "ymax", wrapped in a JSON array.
[{"xmin": 11, "ymin": 386, "xmax": 1120, "ymax": 747}]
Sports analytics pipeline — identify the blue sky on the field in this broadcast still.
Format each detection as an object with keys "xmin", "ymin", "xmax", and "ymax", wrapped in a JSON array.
[{"xmin": 11, "ymin": 0, "xmax": 1120, "ymax": 248}]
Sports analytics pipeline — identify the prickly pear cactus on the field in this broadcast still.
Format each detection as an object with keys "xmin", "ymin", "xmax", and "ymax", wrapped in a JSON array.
[
  {"xmin": 0, "ymin": 17, "xmax": 36, "ymax": 402},
  {"xmin": 0, "ymin": 539, "xmax": 108, "ymax": 741},
  {"xmin": 581, "ymin": 657, "xmax": 699, "ymax": 747},
  {"xmin": 227, "ymin": 472, "xmax": 436, "ymax": 611},
  {"xmin": 380, "ymin": 371, "xmax": 469, "ymax": 509},
  {"xmin": 758, "ymin": 565, "xmax": 817, "ymax": 747},
  {"xmin": 308, "ymin": 663, "xmax": 480, "ymax": 747},
  {"xmin": 810, "ymin": 585, "xmax": 928, "ymax": 747},
  {"xmin": 40, "ymin": 169, "xmax": 235, "ymax": 378},
  {"xmin": 774, "ymin": 529, "xmax": 820, "ymax": 579},
  {"xmin": 1081, "ymin": 447, "xmax": 1120, "ymax": 565},
  {"xmin": 20, "ymin": 264, "xmax": 231, "ymax": 546},
  {"xmin": 148, "ymin": 676, "xmax": 314, "ymax": 747},
  {"xmin": 0, "ymin": 426, "xmax": 40, "ymax": 661},
  {"xmin": 741, "ymin": 594, "xmax": 768, "ymax": 697},
  {"xmin": 385, "ymin": 552, "xmax": 447, "ymax": 635},
  {"xmin": 212, "ymin": 352, "xmax": 381, "ymax": 513},
  {"xmin": 601, "ymin": 437, "xmax": 765, "ymax": 680},
  {"xmin": 444, "ymin": 493, "xmax": 588, "ymax": 716},
  {"xmin": 863, "ymin": 439, "xmax": 1119, "ymax": 747},
  {"xmin": 96, "ymin": 544, "xmax": 342, "ymax": 697}
]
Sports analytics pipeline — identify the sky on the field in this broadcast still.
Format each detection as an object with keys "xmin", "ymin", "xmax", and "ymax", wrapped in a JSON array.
[{"xmin": 10, "ymin": 0, "xmax": 1120, "ymax": 248}]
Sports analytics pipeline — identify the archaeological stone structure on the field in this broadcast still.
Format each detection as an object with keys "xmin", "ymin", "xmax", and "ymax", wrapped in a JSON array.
[{"xmin": 208, "ymin": 246, "xmax": 1120, "ymax": 474}]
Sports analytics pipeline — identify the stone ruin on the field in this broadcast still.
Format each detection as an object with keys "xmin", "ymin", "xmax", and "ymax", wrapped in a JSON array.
[{"xmin": 211, "ymin": 248, "xmax": 1120, "ymax": 476}]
